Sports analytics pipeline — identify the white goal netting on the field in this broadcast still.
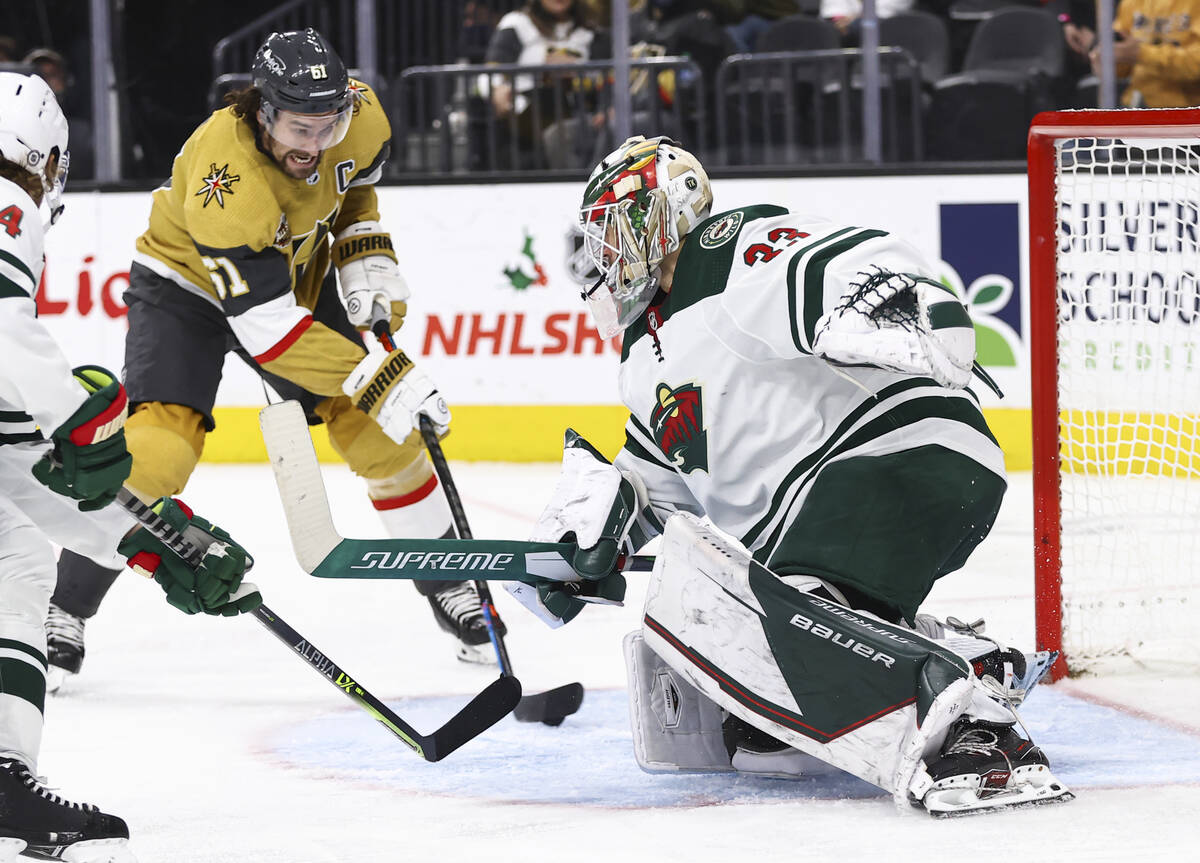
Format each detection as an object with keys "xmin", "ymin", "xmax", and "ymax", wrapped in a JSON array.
[{"xmin": 1052, "ymin": 134, "xmax": 1200, "ymax": 673}]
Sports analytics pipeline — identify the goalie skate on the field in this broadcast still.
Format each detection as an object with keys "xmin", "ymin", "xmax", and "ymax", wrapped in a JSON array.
[
  {"xmin": 917, "ymin": 718, "xmax": 1073, "ymax": 817},
  {"xmin": 0, "ymin": 760, "xmax": 135, "ymax": 862}
]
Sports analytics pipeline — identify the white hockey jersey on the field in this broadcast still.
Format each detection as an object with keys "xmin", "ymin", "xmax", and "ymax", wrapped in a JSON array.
[
  {"xmin": 0, "ymin": 176, "xmax": 90, "ymax": 447},
  {"xmin": 0, "ymin": 175, "xmax": 131, "ymax": 568},
  {"xmin": 612, "ymin": 205, "xmax": 1006, "ymax": 563}
]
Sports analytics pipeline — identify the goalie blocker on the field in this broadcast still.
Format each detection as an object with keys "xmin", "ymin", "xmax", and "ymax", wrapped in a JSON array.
[{"xmin": 630, "ymin": 512, "xmax": 1071, "ymax": 814}]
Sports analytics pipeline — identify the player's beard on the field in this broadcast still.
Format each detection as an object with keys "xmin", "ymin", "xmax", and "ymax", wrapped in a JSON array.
[
  {"xmin": 263, "ymin": 132, "xmax": 323, "ymax": 179},
  {"xmin": 277, "ymin": 149, "xmax": 322, "ymax": 179}
]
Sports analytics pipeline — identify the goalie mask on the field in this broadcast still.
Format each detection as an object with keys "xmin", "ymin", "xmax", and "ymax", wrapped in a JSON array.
[
  {"xmin": 0, "ymin": 72, "xmax": 70, "ymax": 226},
  {"xmin": 579, "ymin": 136, "xmax": 712, "ymax": 337}
]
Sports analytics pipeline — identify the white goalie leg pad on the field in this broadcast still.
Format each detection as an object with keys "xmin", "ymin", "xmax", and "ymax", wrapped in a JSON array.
[
  {"xmin": 623, "ymin": 630, "xmax": 732, "ymax": 773},
  {"xmin": 0, "ymin": 838, "xmax": 24, "ymax": 863},
  {"xmin": 642, "ymin": 513, "xmax": 975, "ymax": 810}
]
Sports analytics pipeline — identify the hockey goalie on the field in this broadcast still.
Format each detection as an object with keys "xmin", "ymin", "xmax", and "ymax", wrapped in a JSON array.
[{"xmin": 507, "ymin": 136, "xmax": 1072, "ymax": 816}]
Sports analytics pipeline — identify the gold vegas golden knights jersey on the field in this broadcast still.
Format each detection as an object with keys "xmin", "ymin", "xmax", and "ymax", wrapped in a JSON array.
[{"xmin": 133, "ymin": 80, "xmax": 390, "ymax": 395}]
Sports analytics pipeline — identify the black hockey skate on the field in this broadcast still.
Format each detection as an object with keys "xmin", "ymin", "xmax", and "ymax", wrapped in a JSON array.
[
  {"xmin": 45, "ymin": 603, "xmax": 85, "ymax": 694},
  {"xmin": 427, "ymin": 583, "xmax": 506, "ymax": 664},
  {"xmin": 0, "ymin": 760, "xmax": 133, "ymax": 862},
  {"xmin": 720, "ymin": 714, "xmax": 816, "ymax": 779},
  {"xmin": 919, "ymin": 717, "xmax": 1073, "ymax": 816}
]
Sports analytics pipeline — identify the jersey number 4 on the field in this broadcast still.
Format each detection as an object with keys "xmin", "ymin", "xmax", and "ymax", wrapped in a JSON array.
[
  {"xmin": 0, "ymin": 204, "xmax": 23, "ymax": 239},
  {"xmin": 201, "ymin": 256, "xmax": 250, "ymax": 299}
]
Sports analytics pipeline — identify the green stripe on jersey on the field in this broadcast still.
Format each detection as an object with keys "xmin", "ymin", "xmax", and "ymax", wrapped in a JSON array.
[
  {"xmin": 624, "ymin": 420, "xmax": 674, "ymax": 470},
  {"xmin": 751, "ymin": 392, "xmax": 997, "ymax": 559},
  {"xmin": 741, "ymin": 379, "xmax": 994, "ymax": 550},
  {"xmin": 0, "ymin": 432, "xmax": 43, "ymax": 445},
  {"xmin": 0, "ymin": 656, "xmax": 47, "ymax": 714},
  {"xmin": 794, "ymin": 229, "xmax": 889, "ymax": 352},
  {"xmin": 0, "ymin": 272, "xmax": 30, "ymax": 300},
  {"xmin": 0, "ymin": 248, "xmax": 36, "ymax": 288},
  {"xmin": 784, "ymin": 227, "xmax": 857, "ymax": 354}
]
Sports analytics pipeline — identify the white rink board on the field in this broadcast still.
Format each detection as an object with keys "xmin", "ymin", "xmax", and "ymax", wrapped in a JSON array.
[{"xmin": 38, "ymin": 174, "xmax": 1032, "ymax": 407}]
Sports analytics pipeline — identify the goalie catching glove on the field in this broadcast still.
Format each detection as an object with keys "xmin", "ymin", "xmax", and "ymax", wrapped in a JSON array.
[
  {"xmin": 506, "ymin": 430, "xmax": 632, "ymax": 627},
  {"xmin": 343, "ymin": 346, "xmax": 451, "ymax": 445},
  {"xmin": 334, "ymin": 220, "xmax": 410, "ymax": 332},
  {"xmin": 117, "ymin": 497, "xmax": 261, "ymax": 616},
  {"xmin": 812, "ymin": 268, "xmax": 976, "ymax": 389},
  {"xmin": 31, "ymin": 365, "xmax": 132, "ymax": 511}
]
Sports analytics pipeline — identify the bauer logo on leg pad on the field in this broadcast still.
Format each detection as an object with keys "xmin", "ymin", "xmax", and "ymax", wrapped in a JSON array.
[{"xmin": 654, "ymin": 670, "xmax": 683, "ymax": 729}]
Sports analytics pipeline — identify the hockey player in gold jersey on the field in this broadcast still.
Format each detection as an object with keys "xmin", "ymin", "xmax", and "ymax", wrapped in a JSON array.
[{"xmin": 46, "ymin": 29, "xmax": 501, "ymax": 682}]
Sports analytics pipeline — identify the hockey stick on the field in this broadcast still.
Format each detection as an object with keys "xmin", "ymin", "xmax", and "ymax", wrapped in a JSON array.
[
  {"xmin": 114, "ymin": 488, "xmax": 521, "ymax": 761},
  {"xmin": 260, "ymin": 399, "xmax": 655, "ymax": 582},
  {"xmin": 418, "ymin": 415, "xmax": 584, "ymax": 726}
]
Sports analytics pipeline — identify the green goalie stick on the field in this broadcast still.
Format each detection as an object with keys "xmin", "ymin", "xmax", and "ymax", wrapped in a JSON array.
[
  {"xmin": 258, "ymin": 400, "xmax": 654, "ymax": 583},
  {"xmin": 114, "ymin": 487, "xmax": 521, "ymax": 761}
]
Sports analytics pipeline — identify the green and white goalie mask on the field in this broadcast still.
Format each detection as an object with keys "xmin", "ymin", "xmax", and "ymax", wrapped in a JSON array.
[{"xmin": 579, "ymin": 136, "xmax": 712, "ymax": 338}]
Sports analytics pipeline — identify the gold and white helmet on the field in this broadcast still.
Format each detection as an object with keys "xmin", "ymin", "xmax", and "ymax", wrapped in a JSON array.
[
  {"xmin": 0, "ymin": 72, "xmax": 70, "ymax": 225},
  {"xmin": 579, "ymin": 136, "xmax": 712, "ymax": 337}
]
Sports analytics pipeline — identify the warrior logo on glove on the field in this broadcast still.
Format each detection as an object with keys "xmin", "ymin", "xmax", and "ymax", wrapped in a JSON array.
[{"xmin": 353, "ymin": 350, "xmax": 415, "ymax": 414}]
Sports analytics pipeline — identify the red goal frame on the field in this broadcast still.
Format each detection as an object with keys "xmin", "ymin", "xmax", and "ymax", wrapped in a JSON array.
[{"xmin": 1027, "ymin": 108, "xmax": 1200, "ymax": 680}]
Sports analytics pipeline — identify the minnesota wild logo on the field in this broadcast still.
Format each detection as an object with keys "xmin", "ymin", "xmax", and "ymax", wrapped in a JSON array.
[
  {"xmin": 503, "ymin": 230, "xmax": 548, "ymax": 291},
  {"xmin": 195, "ymin": 162, "xmax": 240, "ymax": 208},
  {"xmin": 650, "ymin": 382, "xmax": 707, "ymax": 474}
]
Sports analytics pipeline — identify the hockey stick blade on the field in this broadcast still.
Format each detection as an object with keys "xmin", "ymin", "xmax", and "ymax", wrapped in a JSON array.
[
  {"xmin": 115, "ymin": 488, "xmax": 521, "ymax": 761},
  {"xmin": 252, "ymin": 604, "xmax": 521, "ymax": 761},
  {"xmin": 511, "ymin": 682, "xmax": 584, "ymax": 727}
]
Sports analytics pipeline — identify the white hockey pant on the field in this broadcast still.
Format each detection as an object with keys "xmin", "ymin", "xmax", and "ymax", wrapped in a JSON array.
[{"xmin": 0, "ymin": 443, "xmax": 134, "ymax": 768}]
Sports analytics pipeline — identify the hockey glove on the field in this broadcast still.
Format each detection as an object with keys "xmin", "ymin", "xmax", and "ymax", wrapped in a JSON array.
[
  {"xmin": 343, "ymin": 345, "xmax": 452, "ymax": 445},
  {"xmin": 333, "ymin": 221, "xmax": 410, "ymax": 332},
  {"xmin": 31, "ymin": 365, "xmax": 132, "ymax": 511},
  {"xmin": 506, "ymin": 429, "xmax": 634, "ymax": 627},
  {"xmin": 812, "ymin": 269, "xmax": 976, "ymax": 389},
  {"xmin": 117, "ymin": 498, "xmax": 261, "ymax": 616}
]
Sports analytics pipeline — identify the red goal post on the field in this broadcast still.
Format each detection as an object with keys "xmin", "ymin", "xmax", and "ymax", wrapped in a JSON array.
[{"xmin": 1028, "ymin": 109, "xmax": 1200, "ymax": 680}]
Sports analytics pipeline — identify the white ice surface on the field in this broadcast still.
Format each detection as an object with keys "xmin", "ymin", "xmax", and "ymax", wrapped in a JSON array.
[{"xmin": 39, "ymin": 465, "xmax": 1200, "ymax": 862}]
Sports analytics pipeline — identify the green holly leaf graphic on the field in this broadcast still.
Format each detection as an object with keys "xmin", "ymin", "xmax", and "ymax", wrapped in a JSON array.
[{"xmin": 970, "ymin": 283, "xmax": 1006, "ymax": 307}]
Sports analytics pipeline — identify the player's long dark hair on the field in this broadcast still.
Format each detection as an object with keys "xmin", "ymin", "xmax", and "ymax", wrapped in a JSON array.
[
  {"xmin": 224, "ymin": 86, "xmax": 263, "ymax": 136},
  {"xmin": 527, "ymin": 0, "xmax": 589, "ymax": 36},
  {"xmin": 0, "ymin": 159, "xmax": 46, "ymax": 202}
]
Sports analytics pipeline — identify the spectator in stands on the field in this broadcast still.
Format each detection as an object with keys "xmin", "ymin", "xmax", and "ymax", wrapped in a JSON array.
[
  {"xmin": 483, "ymin": 0, "xmax": 598, "ymax": 168},
  {"xmin": 1058, "ymin": 0, "xmax": 1097, "ymax": 60},
  {"xmin": 645, "ymin": 1, "xmax": 736, "ymax": 81},
  {"xmin": 1090, "ymin": 0, "xmax": 1200, "ymax": 107},
  {"xmin": 542, "ymin": 1, "xmax": 689, "ymax": 169},
  {"xmin": 0, "ymin": 35, "xmax": 19, "ymax": 63},
  {"xmin": 712, "ymin": 0, "xmax": 802, "ymax": 53},
  {"xmin": 24, "ymin": 48, "xmax": 94, "ymax": 178},
  {"xmin": 1055, "ymin": 0, "xmax": 1098, "ymax": 103},
  {"xmin": 820, "ymin": 0, "xmax": 914, "ymax": 46}
]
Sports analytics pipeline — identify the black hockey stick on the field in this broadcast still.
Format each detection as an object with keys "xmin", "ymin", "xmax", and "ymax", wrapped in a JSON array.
[
  {"xmin": 372, "ymin": 312, "xmax": 581, "ymax": 724},
  {"xmin": 115, "ymin": 488, "xmax": 521, "ymax": 761},
  {"xmin": 419, "ymin": 416, "xmax": 585, "ymax": 727}
]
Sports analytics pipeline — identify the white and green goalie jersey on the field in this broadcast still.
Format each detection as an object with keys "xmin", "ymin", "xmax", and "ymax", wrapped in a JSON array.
[{"xmin": 612, "ymin": 205, "xmax": 1006, "ymax": 563}]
